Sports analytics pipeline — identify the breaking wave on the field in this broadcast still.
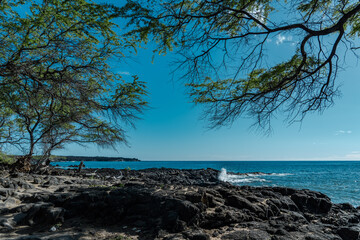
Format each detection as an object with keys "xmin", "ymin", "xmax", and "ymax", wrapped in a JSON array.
[
  {"xmin": 270, "ymin": 173, "xmax": 293, "ymax": 176},
  {"xmin": 218, "ymin": 168, "xmax": 291, "ymax": 184}
]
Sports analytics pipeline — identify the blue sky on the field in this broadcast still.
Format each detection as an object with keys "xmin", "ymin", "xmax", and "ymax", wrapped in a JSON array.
[
  {"xmin": 54, "ymin": 34, "xmax": 360, "ymax": 160},
  {"xmin": 53, "ymin": 1, "xmax": 360, "ymax": 160}
]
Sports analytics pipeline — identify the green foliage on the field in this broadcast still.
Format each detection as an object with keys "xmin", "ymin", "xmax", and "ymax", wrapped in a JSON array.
[
  {"xmin": 0, "ymin": 0, "xmax": 147, "ymax": 164},
  {"xmin": 188, "ymin": 54, "xmax": 321, "ymax": 105},
  {"xmin": 121, "ymin": 0, "xmax": 275, "ymax": 56},
  {"xmin": 121, "ymin": 0, "xmax": 360, "ymax": 128},
  {"xmin": 0, "ymin": 152, "xmax": 15, "ymax": 165}
]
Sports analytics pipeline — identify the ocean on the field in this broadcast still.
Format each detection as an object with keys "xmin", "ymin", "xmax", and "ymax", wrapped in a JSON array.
[{"xmin": 53, "ymin": 160, "xmax": 360, "ymax": 207}]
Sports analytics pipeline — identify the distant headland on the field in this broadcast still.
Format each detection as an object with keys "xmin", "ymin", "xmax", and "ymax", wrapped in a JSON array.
[{"xmin": 52, "ymin": 156, "xmax": 140, "ymax": 162}]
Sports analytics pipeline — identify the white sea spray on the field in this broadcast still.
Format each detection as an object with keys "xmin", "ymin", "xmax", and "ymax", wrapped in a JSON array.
[{"xmin": 218, "ymin": 168, "xmax": 268, "ymax": 183}]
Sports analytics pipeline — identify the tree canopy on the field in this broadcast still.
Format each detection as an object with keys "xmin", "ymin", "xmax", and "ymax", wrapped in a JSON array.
[
  {"xmin": 0, "ymin": 0, "xmax": 147, "ymax": 164},
  {"xmin": 121, "ymin": 0, "xmax": 360, "ymax": 129}
]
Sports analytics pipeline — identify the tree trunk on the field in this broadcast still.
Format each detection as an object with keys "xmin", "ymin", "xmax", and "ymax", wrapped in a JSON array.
[{"xmin": 11, "ymin": 155, "xmax": 32, "ymax": 173}]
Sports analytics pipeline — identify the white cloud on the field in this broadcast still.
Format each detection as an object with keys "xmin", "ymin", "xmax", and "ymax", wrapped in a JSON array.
[
  {"xmin": 276, "ymin": 34, "xmax": 293, "ymax": 45},
  {"xmin": 249, "ymin": 5, "xmax": 266, "ymax": 23},
  {"xmin": 335, "ymin": 130, "xmax": 352, "ymax": 135},
  {"xmin": 276, "ymin": 35, "xmax": 286, "ymax": 45},
  {"xmin": 118, "ymin": 71, "xmax": 130, "ymax": 76},
  {"xmin": 341, "ymin": 152, "xmax": 360, "ymax": 160}
]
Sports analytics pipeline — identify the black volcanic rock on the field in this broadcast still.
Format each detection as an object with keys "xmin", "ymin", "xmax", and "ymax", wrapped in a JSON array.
[
  {"xmin": 54, "ymin": 155, "xmax": 140, "ymax": 162},
  {"xmin": 0, "ymin": 168, "xmax": 359, "ymax": 240}
]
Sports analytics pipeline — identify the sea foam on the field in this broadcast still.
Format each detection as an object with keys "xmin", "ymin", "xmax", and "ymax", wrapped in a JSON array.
[
  {"xmin": 270, "ymin": 173, "xmax": 293, "ymax": 176},
  {"xmin": 218, "ymin": 168, "xmax": 268, "ymax": 183},
  {"xmin": 218, "ymin": 168, "xmax": 291, "ymax": 184}
]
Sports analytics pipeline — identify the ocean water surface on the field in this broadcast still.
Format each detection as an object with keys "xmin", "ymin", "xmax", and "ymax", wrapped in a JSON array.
[{"xmin": 53, "ymin": 161, "xmax": 360, "ymax": 207}]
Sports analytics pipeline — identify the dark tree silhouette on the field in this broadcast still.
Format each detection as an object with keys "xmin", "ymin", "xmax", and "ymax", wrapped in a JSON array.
[
  {"xmin": 0, "ymin": 0, "xmax": 147, "ymax": 169},
  {"xmin": 121, "ymin": 0, "xmax": 360, "ymax": 129}
]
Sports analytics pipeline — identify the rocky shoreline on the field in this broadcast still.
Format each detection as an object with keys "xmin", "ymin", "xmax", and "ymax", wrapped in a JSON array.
[
  {"xmin": 0, "ymin": 167, "xmax": 359, "ymax": 240},
  {"xmin": 52, "ymin": 156, "xmax": 140, "ymax": 162}
]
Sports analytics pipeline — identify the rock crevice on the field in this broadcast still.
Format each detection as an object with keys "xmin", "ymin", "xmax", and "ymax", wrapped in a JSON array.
[{"xmin": 0, "ymin": 167, "xmax": 359, "ymax": 240}]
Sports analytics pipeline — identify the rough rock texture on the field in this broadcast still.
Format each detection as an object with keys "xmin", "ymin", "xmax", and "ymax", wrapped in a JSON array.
[{"xmin": 0, "ymin": 167, "xmax": 359, "ymax": 240}]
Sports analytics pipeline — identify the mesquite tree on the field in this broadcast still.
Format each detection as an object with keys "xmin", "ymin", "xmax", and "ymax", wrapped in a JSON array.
[
  {"xmin": 120, "ymin": 0, "xmax": 360, "ymax": 129},
  {"xmin": 0, "ymin": 0, "xmax": 147, "ymax": 167}
]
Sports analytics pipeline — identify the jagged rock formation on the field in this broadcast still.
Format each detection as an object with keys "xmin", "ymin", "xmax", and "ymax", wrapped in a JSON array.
[{"xmin": 0, "ymin": 168, "xmax": 359, "ymax": 240}]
